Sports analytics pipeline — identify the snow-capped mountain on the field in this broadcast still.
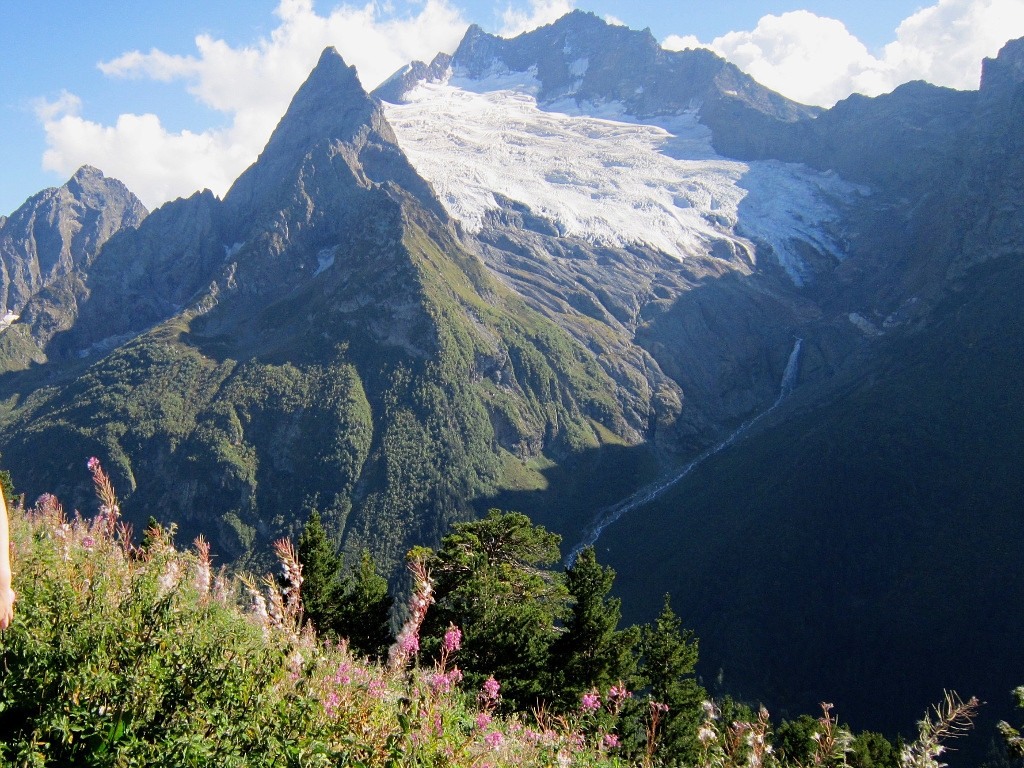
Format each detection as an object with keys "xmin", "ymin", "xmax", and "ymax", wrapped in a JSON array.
[{"xmin": 2, "ymin": 11, "xmax": 1024, "ymax": 746}]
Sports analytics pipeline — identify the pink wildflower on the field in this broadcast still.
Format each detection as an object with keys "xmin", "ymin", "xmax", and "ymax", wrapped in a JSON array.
[
  {"xmin": 603, "ymin": 734, "xmax": 620, "ymax": 749},
  {"xmin": 400, "ymin": 633, "xmax": 420, "ymax": 653},
  {"xmin": 485, "ymin": 731, "xmax": 504, "ymax": 748},
  {"xmin": 86, "ymin": 457, "xmax": 100, "ymax": 472},
  {"xmin": 608, "ymin": 685, "xmax": 632, "ymax": 702},
  {"xmin": 476, "ymin": 713, "xmax": 493, "ymax": 729},
  {"xmin": 443, "ymin": 624, "xmax": 462, "ymax": 652},
  {"xmin": 481, "ymin": 676, "xmax": 500, "ymax": 701},
  {"xmin": 581, "ymin": 692, "xmax": 601, "ymax": 712},
  {"xmin": 323, "ymin": 690, "xmax": 341, "ymax": 717},
  {"xmin": 81, "ymin": 535, "xmax": 95, "ymax": 550}
]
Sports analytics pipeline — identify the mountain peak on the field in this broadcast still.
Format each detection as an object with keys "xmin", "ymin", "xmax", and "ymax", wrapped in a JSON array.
[
  {"xmin": 981, "ymin": 35, "xmax": 1024, "ymax": 92},
  {"xmin": 223, "ymin": 46, "xmax": 381, "ymax": 212}
]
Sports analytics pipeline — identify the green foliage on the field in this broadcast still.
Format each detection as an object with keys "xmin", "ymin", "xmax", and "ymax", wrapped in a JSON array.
[
  {"xmin": 297, "ymin": 508, "xmax": 347, "ymax": 635},
  {"xmin": 299, "ymin": 510, "xmax": 394, "ymax": 660},
  {"xmin": 551, "ymin": 546, "xmax": 640, "ymax": 711},
  {"xmin": 998, "ymin": 686, "xmax": 1024, "ymax": 758},
  {"xmin": 0, "ymin": 483, "xmax": 629, "ymax": 767},
  {"xmin": 848, "ymin": 730, "xmax": 900, "ymax": 768},
  {"xmin": 623, "ymin": 594, "xmax": 706, "ymax": 766},
  {"xmin": 423, "ymin": 509, "xmax": 569, "ymax": 710},
  {"xmin": 334, "ymin": 550, "xmax": 394, "ymax": 661}
]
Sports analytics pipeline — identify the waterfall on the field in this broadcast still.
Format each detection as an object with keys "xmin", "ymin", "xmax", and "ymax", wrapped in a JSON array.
[{"xmin": 566, "ymin": 338, "xmax": 802, "ymax": 565}]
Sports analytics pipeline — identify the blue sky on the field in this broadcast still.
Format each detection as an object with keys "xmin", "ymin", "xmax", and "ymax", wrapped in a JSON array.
[{"xmin": 3, "ymin": 0, "xmax": 1024, "ymax": 215}]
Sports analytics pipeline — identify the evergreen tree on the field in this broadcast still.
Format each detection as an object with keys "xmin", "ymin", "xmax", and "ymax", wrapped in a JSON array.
[
  {"xmin": 297, "ymin": 509, "xmax": 346, "ymax": 636},
  {"xmin": 335, "ymin": 550, "xmax": 393, "ymax": 660},
  {"xmin": 625, "ymin": 594, "xmax": 706, "ymax": 766},
  {"xmin": 423, "ymin": 509, "xmax": 569, "ymax": 710},
  {"xmin": 550, "ymin": 546, "xmax": 639, "ymax": 710},
  {"xmin": 298, "ymin": 511, "xmax": 394, "ymax": 659}
]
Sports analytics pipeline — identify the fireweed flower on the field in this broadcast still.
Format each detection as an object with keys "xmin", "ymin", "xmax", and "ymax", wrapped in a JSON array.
[
  {"xmin": 485, "ymin": 731, "xmax": 504, "ymax": 748},
  {"xmin": 481, "ymin": 676, "xmax": 500, "ymax": 702},
  {"xmin": 476, "ymin": 713, "xmax": 493, "ymax": 729},
  {"xmin": 81, "ymin": 535, "xmax": 95, "ymax": 550},
  {"xmin": 581, "ymin": 692, "xmax": 601, "ymax": 712},
  {"xmin": 86, "ymin": 457, "xmax": 100, "ymax": 472},
  {"xmin": 443, "ymin": 624, "xmax": 462, "ymax": 652},
  {"xmin": 603, "ymin": 733, "xmax": 620, "ymax": 749}
]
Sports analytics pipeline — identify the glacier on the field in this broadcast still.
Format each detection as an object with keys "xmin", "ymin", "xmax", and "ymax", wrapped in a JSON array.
[{"xmin": 381, "ymin": 74, "xmax": 863, "ymax": 285}]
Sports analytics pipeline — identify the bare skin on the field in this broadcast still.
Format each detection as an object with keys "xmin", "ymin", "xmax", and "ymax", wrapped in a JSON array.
[{"xmin": 0, "ymin": 491, "xmax": 15, "ymax": 629}]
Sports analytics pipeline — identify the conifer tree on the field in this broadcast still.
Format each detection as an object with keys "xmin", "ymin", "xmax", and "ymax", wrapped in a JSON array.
[
  {"xmin": 297, "ymin": 509, "xmax": 346, "ymax": 636},
  {"xmin": 625, "ymin": 594, "xmax": 706, "ymax": 765},
  {"xmin": 550, "ymin": 546, "xmax": 639, "ymax": 710},
  {"xmin": 423, "ymin": 509, "xmax": 569, "ymax": 710},
  {"xmin": 335, "ymin": 550, "xmax": 393, "ymax": 660}
]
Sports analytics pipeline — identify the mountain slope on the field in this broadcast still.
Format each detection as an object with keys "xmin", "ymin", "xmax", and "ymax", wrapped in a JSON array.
[{"xmin": 0, "ymin": 48, "xmax": 633, "ymax": 572}]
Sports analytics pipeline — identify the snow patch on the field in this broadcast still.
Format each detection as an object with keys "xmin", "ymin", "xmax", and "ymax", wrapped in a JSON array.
[
  {"xmin": 569, "ymin": 57, "xmax": 589, "ymax": 77},
  {"xmin": 313, "ymin": 247, "xmax": 336, "ymax": 277},
  {"xmin": 383, "ymin": 82, "xmax": 860, "ymax": 283},
  {"xmin": 0, "ymin": 311, "xmax": 19, "ymax": 332}
]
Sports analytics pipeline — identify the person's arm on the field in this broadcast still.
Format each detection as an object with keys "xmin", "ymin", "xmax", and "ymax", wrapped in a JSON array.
[{"xmin": 0, "ymin": 491, "xmax": 15, "ymax": 629}]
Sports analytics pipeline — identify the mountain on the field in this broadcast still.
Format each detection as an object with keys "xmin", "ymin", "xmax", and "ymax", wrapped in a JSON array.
[
  {"xmin": 0, "ymin": 166, "xmax": 147, "ymax": 370},
  {"xmin": 1, "ymin": 12, "xmax": 1023, "ymax": 749},
  {"xmin": 0, "ymin": 47, "xmax": 635, "ymax": 573}
]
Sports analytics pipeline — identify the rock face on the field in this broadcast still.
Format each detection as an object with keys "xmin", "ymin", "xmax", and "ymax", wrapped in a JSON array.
[{"xmin": 0, "ymin": 167, "xmax": 147, "ymax": 363}]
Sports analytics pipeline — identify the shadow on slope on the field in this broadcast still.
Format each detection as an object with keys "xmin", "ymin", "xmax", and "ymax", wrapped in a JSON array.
[{"xmin": 593, "ymin": 253, "xmax": 1024, "ymax": 759}]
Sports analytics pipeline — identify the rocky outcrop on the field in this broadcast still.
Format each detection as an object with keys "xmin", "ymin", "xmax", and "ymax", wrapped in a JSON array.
[{"xmin": 0, "ymin": 166, "xmax": 147, "ymax": 332}]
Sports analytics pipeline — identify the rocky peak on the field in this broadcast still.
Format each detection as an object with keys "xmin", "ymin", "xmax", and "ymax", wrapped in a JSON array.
[
  {"xmin": 0, "ymin": 167, "xmax": 147, "ymax": 316},
  {"xmin": 224, "ymin": 46, "xmax": 439, "ymax": 228},
  {"xmin": 980, "ymin": 36, "xmax": 1024, "ymax": 93}
]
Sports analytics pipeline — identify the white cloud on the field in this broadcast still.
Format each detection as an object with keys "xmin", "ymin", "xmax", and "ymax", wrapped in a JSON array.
[
  {"xmin": 499, "ymin": 0, "xmax": 575, "ymax": 38},
  {"xmin": 662, "ymin": 34, "xmax": 706, "ymax": 52},
  {"xmin": 662, "ymin": 0, "xmax": 1024, "ymax": 107},
  {"xmin": 32, "ymin": 91, "xmax": 83, "ymax": 122},
  {"xmin": 37, "ymin": 0, "xmax": 469, "ymax": 210}
]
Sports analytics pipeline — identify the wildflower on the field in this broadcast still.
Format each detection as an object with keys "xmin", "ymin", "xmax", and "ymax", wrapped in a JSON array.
[
  {"xmin": 443, "ymin": 624, "xmax": 462, "ymax": 652},
  {"xmin": 86, "ymin": 457, "xmax": 100, "ymax": 472},
  {"xmin": 323, "ymin": 690, "xmax": 341, "ymax": 717},
  {"xmin": 485, "ymin": 731, "xmax": 504, "ymax": 748},
  {"xmin": 581, "ymin": 691, "xmax": 601, "ymax": 712},
  {"xmin": 603, "ymin": 733, "xmax": 620, "ymax": 749},
  {"xmin": 81, "ymin": 535, "xmax": 95, "ymax": 550},
  {"xmin": 608, "ymin": 685, "xmax": 632, "ymax": 702},
  {"xmin": 476, "ymin": 713, "xmax": 493, "ymax": 729},
  {"xmin": 158, "ymin": 559, "xmax": 183, "ymax": 597},
  {"xmin": 698, "ymin": 724, "xmax": 718, "ymax": 744},
  {"xmin": 481, "ymin": 675, "xmax": 500, "ymax": 702},
  {"xmin": 193, "ymin": 536, "xmax": 212, "ymax": 595},
  {"xmin": 400, "ymin": 632, "xmax": 420, "ymax": 654}
]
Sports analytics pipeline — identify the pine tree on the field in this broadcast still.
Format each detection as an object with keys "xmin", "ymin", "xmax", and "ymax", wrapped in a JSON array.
[
  {"xmin": 297, "ymin": 509, "xmax": 345, "ymax": 636},
  {"xmin": 335, "ymin": 550, "xmax": 393, "ymax": 660},
  {"xmin": 550, "ymin": 546, "xmax": 639, "ymax": 710},
  {"xmin": 626, "ymin": 594, "xmax": 706, "ymax": 765},
  {"xmin": 423, "ymin": 509, "xmax": 569, "ymax": 710}
]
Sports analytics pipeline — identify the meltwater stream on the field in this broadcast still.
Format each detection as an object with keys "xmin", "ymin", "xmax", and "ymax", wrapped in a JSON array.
[{"xmin": 566, "ymin": 339, "xmax": 802, "ymax": 565}]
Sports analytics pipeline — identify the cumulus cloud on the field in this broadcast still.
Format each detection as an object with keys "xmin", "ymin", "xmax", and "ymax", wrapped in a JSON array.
[
  {"xmin": 662, "ymin": 0, "xmax": 1024, "ymax": 107},
  {"xmin": 37, "ymin": 0, "xmax": 469, "ymax": 209},
  {"xmin": 499, "ymin": 0, "xmax": 575, "ymax": 37}
]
